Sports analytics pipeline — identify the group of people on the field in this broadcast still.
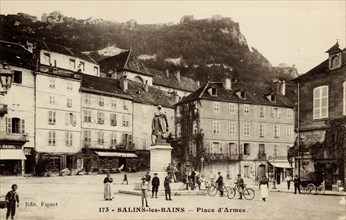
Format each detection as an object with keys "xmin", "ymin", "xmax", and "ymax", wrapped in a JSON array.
[{"xmin": 183, "ymin": 169, "xmax": 208, "ymax": 190}]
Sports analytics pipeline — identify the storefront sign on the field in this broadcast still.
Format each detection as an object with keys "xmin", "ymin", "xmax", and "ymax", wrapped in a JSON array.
[{"xmin": 0, "ymin": 144, "xmax": 17, "ymax": 149}]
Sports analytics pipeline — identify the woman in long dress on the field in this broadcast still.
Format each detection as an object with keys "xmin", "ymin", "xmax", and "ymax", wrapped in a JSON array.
[
  {"xmin": 104, "ymin": 173, "xmax": 113, "ymax": 200},
  {"xmin": 259, "ymin": 175, "xmax": 269, "ymax": 202}
]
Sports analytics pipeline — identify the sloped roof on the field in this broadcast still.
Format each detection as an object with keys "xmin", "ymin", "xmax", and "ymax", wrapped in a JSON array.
[
  {"xmin": 293, "ymin": 59, "xmax": 329, "ymax": 81},
  {"xmin": 0, "ymin": 40, "xmax": 35, "ymax": 68},
  {"xmin": 81, "ymin": 74, "xmax": 133, "ymax": 100},
  {"xmin": 37, "ymin": 41, "xmax": 97, "ymax": 64},
  {"xmin": 127, "ymin": 80, "xmax": 175, "ymax": 108},
  {"xmin": 326, "ymin": 42, "xmax": 341, "ymax": 54},
  {"xmin": 99, "ymin": 50, "xmax": 152, "ymax": 76},
  {"xmin": 177, "ymin": 81, "xmax": 295, "ymax": 108},
  {"xmin": 148, "ymin": 68, "xmax": 199, "ymax": 92}
]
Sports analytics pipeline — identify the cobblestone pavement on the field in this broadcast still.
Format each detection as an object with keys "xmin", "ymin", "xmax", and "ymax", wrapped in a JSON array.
[{"xmin": 0, "ymin": 173, "xmax": 345, "ymax": 220}]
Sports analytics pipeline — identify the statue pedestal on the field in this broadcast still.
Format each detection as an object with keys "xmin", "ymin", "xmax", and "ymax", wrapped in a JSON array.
[{"xmin": 149, "ymin": 143, "xmax": 172, "ymax": 172}]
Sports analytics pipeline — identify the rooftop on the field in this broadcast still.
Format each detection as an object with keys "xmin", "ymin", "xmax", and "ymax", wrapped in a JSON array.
[{"xmin": 0, "ymin": 40, "xmax": 35, "ymax": 68}]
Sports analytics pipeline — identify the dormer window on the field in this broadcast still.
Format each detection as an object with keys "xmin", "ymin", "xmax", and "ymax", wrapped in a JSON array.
[
  {"xmin": 266, "ymin": 93, "xmax": 276, "ymax": 102},
  {"xmin": 236, "ymin": 90, "xmax": 246, "ymax": 99},
  {"xmin": 208, "ymin": 86, "xmax": 217, "ymax": 96},
  {"xmin": 329, "ymin": 54, "xmax": 341, "ymax": 70},
  {"xmin": 212, "ymin": 87, "xmax": 217, "ymax": 96}
]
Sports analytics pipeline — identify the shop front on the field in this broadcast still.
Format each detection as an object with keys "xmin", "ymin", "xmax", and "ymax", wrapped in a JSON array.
[
  {"xmin": 0, "ymin": 146, "xmax": 27, "ymax": 176},
  {"xmin": 268, "ymin": 156, "xmax": 293, "ymax": 185}
]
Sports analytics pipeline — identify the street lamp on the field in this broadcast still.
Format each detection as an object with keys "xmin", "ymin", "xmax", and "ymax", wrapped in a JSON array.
[
  {"xmin": 0, "ymin": 61, "xmax": 14, "ymax": 95},
  {"xmin": 200, "ymin": 156, "xmax": 204, "ymax": 175}
]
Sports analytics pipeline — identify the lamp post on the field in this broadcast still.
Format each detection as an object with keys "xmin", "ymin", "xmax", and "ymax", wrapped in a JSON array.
[
  {"xmin": 0, "ymin": 61, "xmax": 14, "ymax": 95},
  {"xmin": 200, "ymin": 156, "xmax": 204, "ymax": 175}
]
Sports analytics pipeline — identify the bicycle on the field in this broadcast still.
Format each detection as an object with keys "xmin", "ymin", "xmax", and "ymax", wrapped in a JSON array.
[
  {"xmin": 227, "ymin": 183, "xmax": 255, "ymax": 200},
  {"xmin": 206, "ymin": 181, "xmax": 231, "ymax": 196}
]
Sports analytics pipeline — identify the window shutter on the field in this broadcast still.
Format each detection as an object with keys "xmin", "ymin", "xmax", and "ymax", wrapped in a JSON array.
[
  {"xmin": 21, "ymin": 119, "xmax": 25, "ymax": 134},
  {"xmin": 6, "ymin": 117, "xmax": 12, "ymax": 133},
  {"xmin": 65, "ymin": 113, "xmax": 69, "ymax": 126},
  {"xmin": 73, "ymin": 114, "xmax": 76, "ymax": 126},
  {"xmin": 65, "ymin": 132, "xmax": 69, "ymax": 146},
  {"xmin": 122, "ymin": 133, "xmax": 127, "ymax": 144},
  {"xmin": 127, "ymin": 134, "xmax": 133, "ymax": 144}
]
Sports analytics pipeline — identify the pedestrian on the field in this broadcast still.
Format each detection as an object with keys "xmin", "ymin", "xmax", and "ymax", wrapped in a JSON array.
[
  {"xmin": 200, "ymin": 175, "xmax": 206, "ymax": 191},
  {"xmin": 285, "ymin": 174, "xmax": 292, "ymax": 190},
  {"xmin": 164, "ymin": 172, "xmax": 172, "ymax": 200},
  {"xmin": 293, "ymin": 175, "xmax": 301, "ymax": 194},
  {"xmin": 259, "ymin": 175, "xmax": 269, "ymax": 202},
  {"xmin": 183, "ymin": 170, "xmax": 189, "ymax": 190},
  {"xmin": 191, "ymin": 169, "xmax": 196, "ymax": 190},
  {"xmin": 122, "ymin": 173, "xmax": 128, "ymax": 185},
  {"xmin": 196, "ymin": 171, "xmax": 201, "ymax": 190},
  {"xmin": 104, "ymin": 173, "xmax": 113, "ymax": 200},
  {"xmin": 235, "ymin": 174, "xmax": 245, "ymax": 199},
  {"xmin": 151, "ymin": 173, "xmax": 160, "ymax": 198},
  {"xmin": 5, "ymin": 184, "xmax": 19, "ymax": 220},
  {"xmin": 145, "ymin": 171, "xmax": 151, "ymax": 191},
  {"xmin": 140, "ymin": 176, "xmax": 149, "ymax": 207},
  {"xmin": 215, "ymin": 172, "xmax": 224, "ymax": 197}
]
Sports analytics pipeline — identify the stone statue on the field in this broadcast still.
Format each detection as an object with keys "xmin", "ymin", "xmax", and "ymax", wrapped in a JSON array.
[{"xmin": 151, "ymin": 105, "xmax": 169, "ymax": 144}]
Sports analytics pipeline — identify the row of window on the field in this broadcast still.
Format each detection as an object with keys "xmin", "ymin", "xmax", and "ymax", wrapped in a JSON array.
[
  {"xmin": 84, "ymin": 94, "xmax": 130, "ymax": 110},
  {"xmin": 43, "ymin": 52, "xmax": 99, "ymax": 75},
  {"xmin": 82, "ymin": 131, "xmax": 132, "ymax": 146},
  {"xmin": 47, "ymin": 130, "xmax": 133, "ymax": 147},
  {"xmin": 212, "ymin": 102, "xmax": 293, "ymax": 119},
  {"xmin": 208, "ymin": 142, "xmax": 288, "ymax": 157},
  {"xmin": 83, "ymin": 110, "xmax": 130, "ymax": 127},
  {"xmin": 313, "ymin": 82, "xmax": 346, "ymax": 119},
  {"xmin": 212, "ymin": 121, "xmax": 293, "ymax": 139}
]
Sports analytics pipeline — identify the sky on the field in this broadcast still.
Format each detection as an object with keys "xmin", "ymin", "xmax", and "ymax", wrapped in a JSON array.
[{"xmin": 1, "ymin": 0, "xmax": 345, "ymax": 74}]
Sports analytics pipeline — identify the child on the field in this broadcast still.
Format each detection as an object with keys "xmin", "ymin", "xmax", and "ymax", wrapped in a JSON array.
[
  {"xmin": 140, "ymin": 176, "xmax": 149, "ymax": 207},
  {"xmin": 5, "ymin": 184, "xmax": 19, "ymax": 220},
  {"xmin": 122, "ymin": 174, "xmax": 128, "ymax": 185}
]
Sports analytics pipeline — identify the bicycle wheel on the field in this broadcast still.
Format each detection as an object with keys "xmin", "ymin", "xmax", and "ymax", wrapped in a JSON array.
[
  {"xmin": 243, "ymin": 188, "xmax": 255, "ymax": 200},
  {"xmin": 227, "ymin": 188, "xmax": 236, "ymax": 199},
  {"xmin": 207, "ymin": 186, "xmax": 218, "ymax": 196}
]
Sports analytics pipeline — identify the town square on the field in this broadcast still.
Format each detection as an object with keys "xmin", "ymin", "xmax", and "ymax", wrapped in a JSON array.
[{"xmin": 0, "ymin": 1, "xmax": 346, "ymax": 220}]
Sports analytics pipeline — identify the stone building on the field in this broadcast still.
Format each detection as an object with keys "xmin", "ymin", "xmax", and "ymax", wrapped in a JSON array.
[
  {"xmin": 292, "ymin": 42, "xmax": 346, "ymax": 190},
  {"xmin": 175, "ymin": 75, "xmax": 295, "ymax": 184}
]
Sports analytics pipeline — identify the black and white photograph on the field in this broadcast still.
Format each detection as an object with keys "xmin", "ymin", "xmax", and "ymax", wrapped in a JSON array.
[{"xmin": 0, "ymin": 1, "xmax": 345, "ymax": 219}]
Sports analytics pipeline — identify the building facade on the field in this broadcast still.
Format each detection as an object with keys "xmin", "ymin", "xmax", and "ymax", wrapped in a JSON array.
[
  {"xmin": 0, "ymin": 41, "xmax": 35, "ymax": 176},
  {"xmin": 175, "ymin": 76, "xmax": 295, "ymax": 184},
  {"xmin": 292, "ymin": 42, "xmax": 346, "ymax": 190}
]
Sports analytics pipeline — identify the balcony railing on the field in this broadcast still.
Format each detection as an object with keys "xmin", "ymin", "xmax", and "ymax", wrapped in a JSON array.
[
  {"xmin": 258, "ymin": 153, "xmax": 267, "ymax": 160},
  {"xmin": 268, "ymin": 155, "xmax": 287, "ymax": 161},
  {"xmin": 0, "ymin": 104, "xmax": 8, "ymax": 116},
  {"xmin": 205, "ymin": 153, "xmax": 243, "ymax": 161},
  {"xmin": 0, "ymin": 132, "xmax": 29, "ymax": 143}
]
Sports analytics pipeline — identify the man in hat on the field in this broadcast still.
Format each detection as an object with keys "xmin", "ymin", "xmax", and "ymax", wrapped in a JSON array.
[
  {"xmin": 151, "ymin": 173, "xmax": 160, "ymax": 198},
  {"xmin": 140, "ymin": 176, "xmax": 149, "ymax": 207},
  {"xmin": 151, "ymin": 105, "xmax": 169, "ymax": 144},
  {"xmin": 164, "ymin": 172, "xmax": 172, "ymax": 201},
  {"xmin": 235, "ymin": 174, "xmax": 245, "ymax": 199},
  {"xmin": 215, "ymin": 172, "xmax": 224, "ymax": 197}
]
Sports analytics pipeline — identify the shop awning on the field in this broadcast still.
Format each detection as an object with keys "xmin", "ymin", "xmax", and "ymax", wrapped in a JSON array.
[
  {"xmin": 95, "ymin": 151, "xmax": 137, "ymax": 158},
  {"xmin": 0, "ymin": 149, "xmax": 27, "ymax": 160},
  {"xmin": 269, "ymin": 161, "xmax": 292, "ymax": 168}
]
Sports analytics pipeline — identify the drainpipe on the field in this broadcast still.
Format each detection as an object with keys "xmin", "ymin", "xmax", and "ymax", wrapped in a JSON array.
[
  {"xmin": 238, "ymin": 102, "xmax": 241, "ymax": 175},
  {"xmin": 297, "ymin": 81, "xmax": 301, "ymax": 179}
]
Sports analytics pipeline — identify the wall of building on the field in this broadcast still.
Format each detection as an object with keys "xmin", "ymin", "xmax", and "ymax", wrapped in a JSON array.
[
  {"xmin": 39, "ymin": 50, "xmax": 99, "ymax": 76},
  {"xmin": 35, "ymin": 73, "xmax": 81, "ymax": 154},
  {"xmin": 298, "ymin": 68, "xmax": 346, "ymax": 131},
  {"xmin": 81, "ymin": 93, "xmax": 133, "ymax": 149},
  {"xmin": 1, "ymin": 66, "xmax": 35, "ymax": 149},
  {"xmin": 132, "ymin": 103, "xmax": 174, "ymax": 150}
]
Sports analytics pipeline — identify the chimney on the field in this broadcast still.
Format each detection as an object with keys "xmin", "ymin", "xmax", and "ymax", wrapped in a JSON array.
[
  {"xmin": 166, "ymin": 69, "xmax": 169, "ymax": 77},
  {"xmin": 196, "ymin": 80, "xmax": 200, "ymax": 87},
  {"xmin": 120, "ymin": 75, "xmax": 128, "ymax": 91},
  {"xmin": 144, "ymin": 80, "xmax": 149, "ymax": 92},
  {"xmin": 273, "ymin": 78, "xmax": 281, "ymax": 94},
  {"xmin": 223, "ymin": 77, "xmax": 232, "ymax": 90},
  {"xmin": 280, "ymin": 80, "xmax": 286, "ymax": 96},
  {"xmin": 174, "ymin": 70, "xmax": 180, "ymax": 82},
  {"xmin": 171, "ymin": 91, "xmax": 179, "ymax": 103}
]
